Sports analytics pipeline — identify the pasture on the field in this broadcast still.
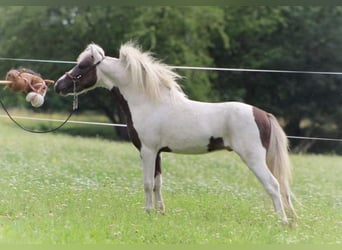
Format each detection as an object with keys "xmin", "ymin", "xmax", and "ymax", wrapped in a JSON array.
[{"xmin": 0, "ymin": 120, "xmax": 341, "ymax": 244}]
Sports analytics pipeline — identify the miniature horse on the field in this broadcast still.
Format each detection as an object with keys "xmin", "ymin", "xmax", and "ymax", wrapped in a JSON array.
[{"xmin": 55, "ymin": 42, "xmax": 296, "ymax": 223}]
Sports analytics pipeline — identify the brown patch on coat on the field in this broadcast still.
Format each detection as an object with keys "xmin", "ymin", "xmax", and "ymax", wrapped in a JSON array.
[
  {"xmin": 155, "ymin": 147, "xmax": 172, "ymax": 177},
  {"xmin": 111, "ymin": 87, "xmax": 141, "ymax": 150},
  {"xmin": 252, "ymin": 107, "xmax": 271, "ymax": 150},
  {"xmin": 207, "ymin": 136, "xmax": 232, "ymax": 152}
]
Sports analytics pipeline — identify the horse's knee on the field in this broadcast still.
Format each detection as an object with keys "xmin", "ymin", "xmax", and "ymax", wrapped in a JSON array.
[
  {"xmin": 245, "ymin": 161, "xmax": 287, "ymax": 221},
  {"xmin": 144, "ymin": 180, "xmax": 154, "ymax": 193},
  {"xmin": 264, "ymin": 177, "xmax": 280, "ymax": 196}
]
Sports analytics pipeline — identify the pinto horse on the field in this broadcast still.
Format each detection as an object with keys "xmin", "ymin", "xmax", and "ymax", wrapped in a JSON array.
[{"xmin": 55, "ymin": 42, "xmax": 296, "ymax": 223}]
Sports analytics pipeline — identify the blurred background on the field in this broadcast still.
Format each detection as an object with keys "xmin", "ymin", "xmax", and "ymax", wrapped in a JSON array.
[{"xmin": 0, "ymin": 6, "xmax": 341, "ymax": 154}]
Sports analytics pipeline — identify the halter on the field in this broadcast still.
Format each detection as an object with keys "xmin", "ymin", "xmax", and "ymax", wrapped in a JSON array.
[
  {"xmin": 65, "ymin": 57, "xmax": 104, "ymax": 111},
  {"xmin": 65, "ymin": 57, "xmax": 104, "ymax": 82},
  {"xmin": 65, "ymin": 57, "xmax": 105, "ymax": 110}
]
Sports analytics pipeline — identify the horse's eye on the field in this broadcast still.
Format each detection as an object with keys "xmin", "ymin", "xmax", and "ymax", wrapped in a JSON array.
[{"xmin": 78, "ymin": 63, "xmax": 88, "ymax": 69}]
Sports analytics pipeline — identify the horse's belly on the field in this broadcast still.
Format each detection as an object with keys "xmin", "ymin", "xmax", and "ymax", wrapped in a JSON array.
[
  {"xmin": 162, "ymin": 132, "xmax": 228, "ymax": 154},
  {"xmin": 170, "ymin": 143, "xmax": 209, "ymax": 154}
]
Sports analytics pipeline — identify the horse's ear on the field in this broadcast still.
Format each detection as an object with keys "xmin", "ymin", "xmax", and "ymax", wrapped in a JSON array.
[
  {"xmin": 87, "ymin": 43, "xmax": 105, "ymax": 61},
  {"xmin": 98, "ymin": 50, "xmax": 105, "ymax": 59}
]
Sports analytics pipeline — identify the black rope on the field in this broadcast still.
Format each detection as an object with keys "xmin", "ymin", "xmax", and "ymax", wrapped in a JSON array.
[
  {"xmin": 0, "ymin": 81, "xmax": 78, "ymax": 134},
  {"xmin": 0, "ymin": 98, "xmax": 76, "ymax": 133}
]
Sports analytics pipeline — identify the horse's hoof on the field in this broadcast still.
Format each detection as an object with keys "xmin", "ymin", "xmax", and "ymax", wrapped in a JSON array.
[
  {"xmin": 157, "ymin": 202, "xmax": 165, "ymax": 215},
  {"xmin": 158, "ymin": 208, "xmax": 166, "ymax": 215},
  {"xmin": 281, "ymin": 219, "xmax": 289, "ymax": 226}
]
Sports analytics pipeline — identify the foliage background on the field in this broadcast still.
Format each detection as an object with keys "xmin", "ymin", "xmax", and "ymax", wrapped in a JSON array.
[{"xmin": 0, "ymin": 6, "xmax": 341, "ymax": 153}]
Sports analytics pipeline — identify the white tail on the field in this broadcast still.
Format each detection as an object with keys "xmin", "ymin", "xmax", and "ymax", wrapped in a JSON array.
[{"xmin": 266, "ymin": 114, "xmax": 297, "ymax": 217}]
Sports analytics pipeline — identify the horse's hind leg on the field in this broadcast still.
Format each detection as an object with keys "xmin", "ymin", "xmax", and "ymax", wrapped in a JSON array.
[
  {"xmin": 237, "ymin": 149, "xmax": 288, "ymax": 223},
  {"xmin": 284, "ymin": 183, "xmax": 298, "ymax": 219}
]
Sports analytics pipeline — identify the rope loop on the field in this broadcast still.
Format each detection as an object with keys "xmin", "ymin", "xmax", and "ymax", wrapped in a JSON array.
[{"xmin": 0, "ymin": 81, "xmax": 78, "ymax": 134}]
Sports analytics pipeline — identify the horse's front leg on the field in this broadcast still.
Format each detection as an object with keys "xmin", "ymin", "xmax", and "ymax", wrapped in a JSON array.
[
  {"xmin": 141, "ymin": 147, "xmax": 157, "ymax": 213},
  {"xmin": 154, "ymin": 153, "xmax": 165, "ymax": 213}
]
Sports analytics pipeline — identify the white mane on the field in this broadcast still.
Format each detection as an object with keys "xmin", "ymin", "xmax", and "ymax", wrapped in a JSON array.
[
  {"xmin": 77, "ymin": 43, "xmax": 105, "ymax": 63},
  {"xmin": 119, "ymin": 42, "xmax": 186, "ymax": 101}
]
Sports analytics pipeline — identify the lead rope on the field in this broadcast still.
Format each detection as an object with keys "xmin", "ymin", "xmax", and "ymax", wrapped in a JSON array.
[
  {"xmin": 72, "ymin": 79, "xmax": 78, "ymax": 110},
  {"xmin": 0, "ymin": 80, "xmax": 78, "ymax": 134}
]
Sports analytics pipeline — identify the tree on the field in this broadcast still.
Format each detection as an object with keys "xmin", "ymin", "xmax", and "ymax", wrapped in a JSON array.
[
  {"xmin": 210, "ymin": 6, "xmax": 342, "ymax": 153},
  {"xmin": 0, "ymin": 6, "xmax": 341, "ymax": 153},
  {"xmin": 126, "ymin": 7, "xmax": 228, "ymax": 101},
  {"xmin": 0, "ymin": 6, "xmax": 226, "ymax": 139}
]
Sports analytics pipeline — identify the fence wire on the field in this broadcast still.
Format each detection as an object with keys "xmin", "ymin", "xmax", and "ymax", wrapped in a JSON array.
[{"xmin": 0, "ymin": 57, "xmax": 341, "ymax": 142}]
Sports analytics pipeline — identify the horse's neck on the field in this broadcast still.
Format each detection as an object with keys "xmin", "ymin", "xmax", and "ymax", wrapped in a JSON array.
[
  {"xmin": 110, "ymin": 86, "xmax": 142, "ymax": 150},
  {"xmin": 110, "ymin": 87, "xmax": 132, "ymax": 123},
  {"xmin": 110, "ymin": 86, "xmax": 153, "ymax": 122},
  {"xmin": 103, "ymin": 56, "xmax": 183, "ymax": 107},
  {"xmin": 97, "ymin": 57, "xmax": 121, "ymax": 90}
]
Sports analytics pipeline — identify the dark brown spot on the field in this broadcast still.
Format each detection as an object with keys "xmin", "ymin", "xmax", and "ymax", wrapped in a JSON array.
[
  {"xmin": 207, "ymin": 137, "xmax": 232, "ymax": 152},
  {"xmin": 253, "ymin": 107, "xmax": 271, "ymax": 149},
  {"xmin": 155, "ymin": 147, "xmax": 172, "ymax": 177},
  {"xmin": 159, "ymin": 147, "xmax": 172, "ymax": 153},
  {"xmin": 111, "ymin": 87, "xmax": 141, "ymax": 150},
  {"xmin": 155, "ymin": 155, "xmax": 161, "ymax": 178}
]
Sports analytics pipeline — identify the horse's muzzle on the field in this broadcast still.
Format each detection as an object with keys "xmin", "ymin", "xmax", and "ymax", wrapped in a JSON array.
[
  {"xmin": 54, "ymin": 80, "xmax": 63, "ymax": 94},
  {"xmin": 54, "ymin": 77, "xmax": 71, "ymax": 95}
]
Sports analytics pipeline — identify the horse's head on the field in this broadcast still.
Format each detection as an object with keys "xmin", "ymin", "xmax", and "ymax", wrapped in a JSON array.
[{"xmin": 55, "ymin": 43, "xmax": 105, "ymax": 96}]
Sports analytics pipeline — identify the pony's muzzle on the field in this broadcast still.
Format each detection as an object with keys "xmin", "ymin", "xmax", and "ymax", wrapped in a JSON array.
[{"xmin": 54, "ymin": 76, "xmax": 70, "ymax": 95}]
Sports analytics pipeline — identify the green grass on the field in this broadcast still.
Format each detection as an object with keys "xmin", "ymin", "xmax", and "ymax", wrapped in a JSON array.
[{"xmin": 0, "ymin": 121, "xmax": 341, "ymax": 244}]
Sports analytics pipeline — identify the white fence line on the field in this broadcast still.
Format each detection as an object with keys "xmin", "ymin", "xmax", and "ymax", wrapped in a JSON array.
[
  {"xmin": 0, "ymin": 56, "xmax": 341, "ymax": 142},
  {"xmin": 0, "ymin": 114, "xmax": 127, "ymax": 127},
  {"xmin": 1, "ymin": 57, "xmax": 342, "ymax": 75},
  {"xmin": 0, "ymin": 57, "xmax": 75, "ymax": 64},
  {"xmin": 1, "ymin": 114, "xmax": 341, "ymax": 142}
]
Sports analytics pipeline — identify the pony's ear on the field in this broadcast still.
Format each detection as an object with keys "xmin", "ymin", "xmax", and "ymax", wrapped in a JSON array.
[
  {"xmin": 88, "ymin": 43, "xmax": 105, "ymax": 60},
  {"xmin": 93, "ymin": 44, "xmax": 105, "ymax": 58}
]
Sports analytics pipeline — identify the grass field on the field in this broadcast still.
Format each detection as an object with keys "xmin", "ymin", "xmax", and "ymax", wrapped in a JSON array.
[{"xmin": 0, "ymin": 120, "xmax": 341, "ymax": 244}]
